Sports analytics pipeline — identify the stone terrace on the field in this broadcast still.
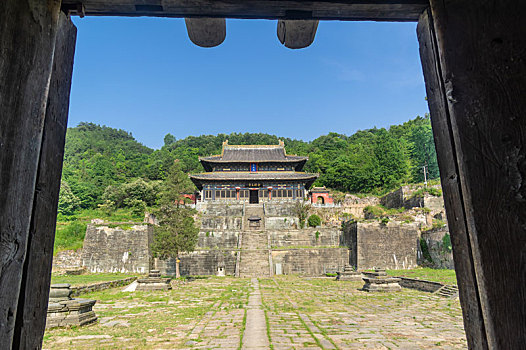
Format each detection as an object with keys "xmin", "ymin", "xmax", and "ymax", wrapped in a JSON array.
[{"xmin": 43, "ymin": 276, "xmax": 467, "ymax": 349}]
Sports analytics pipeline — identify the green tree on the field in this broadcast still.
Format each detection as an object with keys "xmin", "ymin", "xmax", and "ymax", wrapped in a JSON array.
[
  {"xmin": 307, "ymin": 214, "xmax": 321, "ymax": 227},
  {"xmin": 293, "ymin": 201, "xmax": 310, "ymax": 229},
  {"xmin": 57, "ymin": 181, "xmax": 81, "ymax": 215},
  {"xmin": 152, "ymin": 161, "xmax": 199, "ymax": 277}
]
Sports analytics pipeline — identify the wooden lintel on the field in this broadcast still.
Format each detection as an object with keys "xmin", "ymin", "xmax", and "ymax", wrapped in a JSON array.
[
  {"xmin": 61, "ymin": 0, "xmax": 429, "ymax": 22},
  {"xmin": 185, "ymin": 18, "xmax": 226, "ymax": 48},
  {"xmin": 277, "ymin": 20, "xmax": 319, "ymax": 49}
]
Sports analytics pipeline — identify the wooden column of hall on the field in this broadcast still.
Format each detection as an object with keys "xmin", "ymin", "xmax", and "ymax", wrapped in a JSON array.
[
  {"xmin": 0, "ymin": 0, "xmax": 76, "ymax": 348},
  {"xmin": 418, "ymin": 1, "xmax": 526, "ymax": 348},
  {"xmin": 13, "ymin": 13, "xmax": 77, "ymax": 349}
]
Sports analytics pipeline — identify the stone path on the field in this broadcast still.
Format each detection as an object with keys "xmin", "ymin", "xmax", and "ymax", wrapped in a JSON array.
[
  {"xmin": 242, "ymin": 278, "xmax": 270, "ymax": 349},
  {"xmin": 44, "ymin": 276, "xmax": 467, "ymax": 349}
]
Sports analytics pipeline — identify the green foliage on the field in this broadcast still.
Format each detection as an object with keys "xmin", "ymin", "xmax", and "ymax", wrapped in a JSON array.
[
  {"xmin": 411, "ymin": 187, "xmax": 442, "ymax": 198},
  {"xmin": 102, "ymin": 178, "xmax": 161, "ymax": 210},
  {"xmin": 315, "ymin": 231, "xmax": 320, "ymax": 240},
  {"xmin": 364, "ymin": 205, "xmax": 385, "ymax": 218},
  {"xmin": 62, "ymin": 123, "xmax": 153, "ymax": 209},
  {"xmin": 57, "ymin": 181, "xmax": 81, "ymax": 215},
  {"xmin": 432, "ymin": 218, "xmax": 447, "ymax": 229},
  {"xmin": 420, "ymin": 238, "xmax": 433, "ymax": 263},
  {"xmin": 308, "ymin": 214, "xmax": 322, "ymax": 228},
  {"xmin": 159, "ymin": 161, "xmax": 195, "ymax": 205},
  {"xmin": 151, "ymin": 164, "xmax": 199, "ymax": 259},
  {"xmin": 152, "ymin": 205, "xmax": 199, "ymax": 259},
  {"xmin": 380, "ymin": 217, "xmax": 390, "ymax": 225},
  {"xmin": 293, "ymin": 201, "xmax": 310, "ymax": 229},
  {"xmin": 60, "ymin": 116, "xmax": 439, "ymax": 215},
  {"xmin": 54, "ymin": 221, "xmax": 87, "ymax": 253},
  {"xmin": 442, "ymin": 233, "xmax": 452, "ymax": 253}
]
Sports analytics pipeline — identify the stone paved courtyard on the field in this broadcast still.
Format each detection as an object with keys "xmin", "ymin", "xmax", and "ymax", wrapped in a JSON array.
[{"xmin": 43, "ymin": 276, "xmax": 467, "ymax": 349}]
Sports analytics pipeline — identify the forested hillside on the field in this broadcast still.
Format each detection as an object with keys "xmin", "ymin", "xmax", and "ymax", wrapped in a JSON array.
[{"xmin": 59, "ymin": 115, "xmax": 438, "ymax": 215}]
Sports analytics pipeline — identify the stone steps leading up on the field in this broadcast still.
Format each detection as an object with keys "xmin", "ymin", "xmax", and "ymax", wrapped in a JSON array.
[
  {"xmin": 434, "ymin": 285, "xmax": 459, "ymax": 298},
  {"xmin": 243, "ymin": 204, "xmax": 265, "ymax": 230},
  {"xmin": 239, "ymin": 250, "xmax": 270, "ymax": 278},
  {"xmin": 241, "ymin": 230, "xmax": 268, "ymax": 250}
]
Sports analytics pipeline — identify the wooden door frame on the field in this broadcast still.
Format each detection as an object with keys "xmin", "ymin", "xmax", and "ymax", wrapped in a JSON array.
[{"xmin": 1, "ymin": 1, "xmax": 525, "ymax": 349}]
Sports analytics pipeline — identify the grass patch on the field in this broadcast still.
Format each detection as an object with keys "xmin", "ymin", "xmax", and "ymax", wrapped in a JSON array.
[
  {"xmin": 51, "ymin": 273, "xmax": 136, "ymax": 286},
  {"xmin": 54, "ymin": 208, "xmax": 143, "ymax": 254},
  {"xmin": 385, "ymin": 268, "xmax": 457, "ymax": 285}
]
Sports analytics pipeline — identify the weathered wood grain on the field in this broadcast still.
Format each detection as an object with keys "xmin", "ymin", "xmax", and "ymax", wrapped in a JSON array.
[
  {"xmin": 185, "ymin": 18, "xmax": 226, "ymax": 48},
  {"xmin": 0, "ymin": 0, "xmax": 61, "ymax": 347},
  {"xmin": 62, "ymin": 0, "xmax": 429, "ymax": 21},
  {"xmin": 277, "ymin": 20, "xmax": 319, "ymax": 49},
  {"xmin": 12, "ymin": 13, "xmax": 77, "ymax": 349},
  {"xmin": 421, "ymin": 1, "xmax": 526, "ymax": 348},
  {"xmin": 417, "ymin": 9, "xmax": 488, "ymax": 349}
]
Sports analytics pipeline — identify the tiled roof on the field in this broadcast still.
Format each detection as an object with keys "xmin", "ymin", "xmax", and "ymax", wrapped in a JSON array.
[{"xmin": 200, "ymin": 144, "xmax": 307, "ymax": 163}]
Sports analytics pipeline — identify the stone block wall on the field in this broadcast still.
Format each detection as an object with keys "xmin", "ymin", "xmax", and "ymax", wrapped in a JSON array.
[
  {"xmin": 346, "ymin": 221, "xmax": 419, "ymax": 270},
  {"xmin": 421, "ymin": 227, "xmax": 454, "ymax": 269},
  {"xmin": 197, "ymin": 231, "xmax": 240, "ymax": 249},
  {"xmin": 380, "ymin": 187, "xmax": 405, "ymax": 209},
  {"xmin": 156, "ymin": 250, "xmax": 238, "ymax": 276},
  {"xmin": 270, "ymin": 228, "xmax": 342, "ymax": 247},
  {"xmin": 264, "ymin": 202, "xmax": 296, "ymax": 216},
  {"xmin": 53, "ymin": 249, "xmax": 82, "ymax": 271},
  {"xmin": 200, "ymin": 216, "xmax": 242, "ymax": 230},
  {"xmin": 81, "ymin": 224, "xmax": 152, "ymax": 274},
  {"xmin": 196, "ymin": 202, "xmax": 244, "ymax": 216},
  {"xmin": 271, "ymin": 248, "xmax": 349, "ymax": 275},
  {"xmin": 265, "ymin": 217, "xmax": 299, "ymax": 230}
]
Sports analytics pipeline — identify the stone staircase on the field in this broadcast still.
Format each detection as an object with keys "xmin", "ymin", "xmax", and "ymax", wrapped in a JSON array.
[
  {"xmin": 239, "ymin": 204, "xmax": 271, "ymax": 277},
  {"xmin": 243, "ymin": 204, "xmax": 265, "ymax": 230},
  {"xmin": 434, "ymin": 284, "xmax": 459, "ymax": 298}
]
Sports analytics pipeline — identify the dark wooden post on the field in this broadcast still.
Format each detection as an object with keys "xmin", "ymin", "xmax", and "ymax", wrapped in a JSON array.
[
  {"xmin": 12, "ymin": 12, "xmax": 77, "ymax": 349},
  {"xmin": 418, "ymin": 1, "xmax": 526, "ymax": 348},
  {"xmin": 0, "ymin": 0, "xmax": 61, "ymax": 347}
]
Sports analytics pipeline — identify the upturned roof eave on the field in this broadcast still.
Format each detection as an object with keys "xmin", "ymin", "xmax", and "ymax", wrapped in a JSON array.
[{"xmin": 198, "ymin": 156, "xmax": 308, "ymax": 163}]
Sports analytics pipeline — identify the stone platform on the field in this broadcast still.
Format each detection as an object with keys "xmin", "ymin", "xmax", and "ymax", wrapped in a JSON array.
[
  {"xmin": 336, "ymin": 265, "xmax": 363, "ymax": 281},
  {"xmin": 136, "ymin": 270, "xmax": 172, "ymax": 291},
  {"xmin": 362, "ymin": 269, "xmax": 402, "ymax": 292},
  {"xmin": 46, "ymin": 284, "xmax": 97, "ymax": 328}
]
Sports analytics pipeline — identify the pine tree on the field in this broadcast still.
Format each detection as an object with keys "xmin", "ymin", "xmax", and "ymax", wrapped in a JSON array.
[{"xmin": 152, "ymin": 161, "xmax": 198, "ymax": 277}]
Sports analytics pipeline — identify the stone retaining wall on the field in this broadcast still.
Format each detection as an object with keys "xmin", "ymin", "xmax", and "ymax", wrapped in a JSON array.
[
  {"xmin": 271, "ymin": 248, "xmax": 349, "ymax": 275},
  {"xmin": 421, "ymin": 228, "xmax": 454, "ymax": 269},
  {"xmin": 71, "ymin": 277, "xmax": 137, "ymax": 296},
  {"xmin": 270, "ymin": 228, "xmax": 342, "ymax": 247},
  {"xmin": 345, "ymin": 221, "xmax": 419, "ymax": 270},
  {"xmin": 397, "ymin": 277, "xmax": 444, "ymax": 293},
  {"xmin": 81, "ymin": 224, "xmax": 153, "ymax": 274},
  {"xmin": 156, "ymin": 250, "xmax": 238, "ymax": 276}
]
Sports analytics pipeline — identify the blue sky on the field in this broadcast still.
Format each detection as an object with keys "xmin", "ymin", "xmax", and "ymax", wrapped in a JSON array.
[{"xmin": 69, "ymin": 17, "xmax": 428, "ymax": 149}]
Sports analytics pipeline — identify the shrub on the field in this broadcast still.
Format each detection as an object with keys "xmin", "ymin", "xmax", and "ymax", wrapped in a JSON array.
[
  {"xmin": 54, "ymin": 221, "xmax": 87, "ymax": 252},
  {"xmin": 364, "ymin": 205, "xmax": 385, "ymax": 219},
  {"xmin": 308, "ymin": 214, "xmax": 322, "ymax": 227},
  {"xmin": 420, "ymin": 237, "xmax": 433, "ymax": 263},
  {"xmin": 57, "ymin": 181, "xmax": 81, "ymax": 215},
  {"xmin": 125, "ymin": 198, "xmax": 147, "ymax": 217},
  {"xmin": 432, "ymin": 218, "xmax": 446, "ymax": 229},
  {"xmin": 380, "ymin": 217, "xmax": 390, "ymax": 225},
  {"xmin": 293, "ymin": 201, "xmax": 310, "ymax": 229},
  {"xmin": 315, "ymin": 231, "xmax": 320, "ymax": 240},
  {"xmin": 442, "ymin": 233, "xmax": 452, "ymax": 253}
]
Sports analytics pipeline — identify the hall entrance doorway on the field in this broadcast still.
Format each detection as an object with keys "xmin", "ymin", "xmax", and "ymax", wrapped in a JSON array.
[{"xmin": 249, "ymin": 190, "xmax": 259, "ymax": 204}]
